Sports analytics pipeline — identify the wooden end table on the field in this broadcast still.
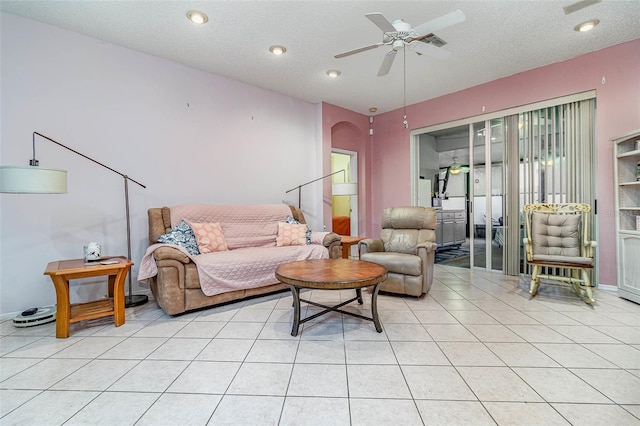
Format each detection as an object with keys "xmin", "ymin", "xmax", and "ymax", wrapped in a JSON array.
[
  {"xmin": 275, "ymin": 259, "xmax": 387, "ymax": 336},
  {"xmin": 44, "ymin": 257, "xmax": 133, "ymax": 338},
  {"xmin": 340, "ymin": 236, "xmax": 365, "ymax": 259}
]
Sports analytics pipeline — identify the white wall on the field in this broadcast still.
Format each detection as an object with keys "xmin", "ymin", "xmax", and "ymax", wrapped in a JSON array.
[
  {"xmin": 418, "ymin": 134, "xmax": 438, "ymax": 180},
  {"xmin": 0, "ymin": 13, "xmax": 324, "ymax": 315}
]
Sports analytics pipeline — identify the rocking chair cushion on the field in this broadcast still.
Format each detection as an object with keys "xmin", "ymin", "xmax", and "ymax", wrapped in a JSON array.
[
  {"xmin": 531, "ymin": 254, "xmax": 593, "ymax": 266},
  {"xmin": 531, "ymin": 212, "xmax": 581, "ymax": 257}
]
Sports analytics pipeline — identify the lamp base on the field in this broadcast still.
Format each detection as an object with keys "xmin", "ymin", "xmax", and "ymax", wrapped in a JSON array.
[{"xmin": 125, "ymin": 294, "xmax": 148, "ymax": 308}]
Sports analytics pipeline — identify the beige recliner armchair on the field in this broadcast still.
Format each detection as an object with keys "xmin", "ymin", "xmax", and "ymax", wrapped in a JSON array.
[{"xmin": 359, "ymin": 206, "xmax": 437, "ymax": 297}]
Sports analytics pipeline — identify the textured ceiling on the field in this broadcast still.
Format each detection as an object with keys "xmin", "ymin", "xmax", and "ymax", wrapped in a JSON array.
[{"xmin": 2, "ymin": 1, "xmax": 639, "ymax": 115}]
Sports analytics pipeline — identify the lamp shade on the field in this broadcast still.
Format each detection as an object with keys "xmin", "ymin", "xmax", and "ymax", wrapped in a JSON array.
[
  {"xmin": 332, "ymin": 182, "xmax": 358, "ymax": 196},
  {"xmin": 0, "ymin": 166, "xmax": 68, "ymax": 194}
]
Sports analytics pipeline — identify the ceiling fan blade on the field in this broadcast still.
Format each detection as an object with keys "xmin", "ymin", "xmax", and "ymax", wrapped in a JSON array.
[
  {"xmin": 366, "ymin": 12, "xmax": 396, "ymax": 33},
  {"xmin": 410, "ymin": 41, "xmax": 451, "ymax": 59},
  {"xmin": 334, "ymin": 43, "xmax": 382, "ymax": 59},
  {"xmin": 377, "ymin": 50, "xmax": 397, "ymax": 77},
  {"xmin": 413, "ymin": 9, "xmax": 465, "ymax": 36}
]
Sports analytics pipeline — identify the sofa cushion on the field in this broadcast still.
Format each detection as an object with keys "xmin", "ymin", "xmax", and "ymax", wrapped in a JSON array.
[
  {"xmin": 381, "ymin": 229, "xmax": 421, "ymax": 254},
  {"xmin": 382, "ymin": 206, "xmax": 436, "ymax": 229},
  {"xmin": 192, "ymin": 245, "xmax": 328, "ymax": 296},
  {"xmin": 276, "ymin": 222, "xmax": 308, "ymax": 246},
  {"xmin": 188, "ymin": 221, "xmax": 229, "ymax": 253},
  {"xmin": 361, "ymin": 252, "xmax": 422, "ymax": 276},
  {"xmin": 170, "ymin": 204, "xmax": 292, "ymax": 249},
  {"xmin": 157, "ymin": 220, "xmax": 200, "ymax": 255},
  {"xmin": 286, "ymin": 215, "xmax": 311, "ymax": 244}
]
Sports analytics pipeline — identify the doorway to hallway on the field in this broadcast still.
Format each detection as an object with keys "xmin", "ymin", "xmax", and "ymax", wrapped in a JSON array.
[{"xmin": 331, "ymin": 149, "xmax": 358, "ymax": 240}]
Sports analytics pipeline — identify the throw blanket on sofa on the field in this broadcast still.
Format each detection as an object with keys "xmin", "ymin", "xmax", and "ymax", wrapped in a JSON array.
[
  {"xmin": 170, "ymin": 204, "xmax": 292, "ymax": 250},
  {"xmin": 138, "ymin": 243, "xmax": 328, "ymax": 297}
]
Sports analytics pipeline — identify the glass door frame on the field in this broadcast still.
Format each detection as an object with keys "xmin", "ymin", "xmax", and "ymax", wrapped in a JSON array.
[{"xmin": 468, "ymin": 119, "xmax": 503, "ymax": 272}]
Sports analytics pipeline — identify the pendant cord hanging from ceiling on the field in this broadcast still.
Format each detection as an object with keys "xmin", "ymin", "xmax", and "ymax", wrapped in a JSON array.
[{"xmin": 403, "ymin": 49, "xmax": 408, "ymax": 129}]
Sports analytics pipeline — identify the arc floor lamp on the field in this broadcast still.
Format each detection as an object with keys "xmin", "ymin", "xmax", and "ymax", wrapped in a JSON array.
[
  {"xmin": 286, "ymin": 169, "xmax": 358, "ymax": 208},
  {"xmin": 0, "ymin": 131, "xmax": 148, "ymax": 307}
]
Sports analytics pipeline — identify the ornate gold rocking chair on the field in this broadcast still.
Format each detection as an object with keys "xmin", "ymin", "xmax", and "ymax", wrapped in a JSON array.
[{"xmin": 523, "ymin": 203, "xmax": 597, "ymax": 303}]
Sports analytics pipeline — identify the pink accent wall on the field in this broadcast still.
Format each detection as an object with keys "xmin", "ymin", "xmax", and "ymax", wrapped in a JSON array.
[{"xmin": 370, "ymin": 39, "xmax": 640, "ymax": 286}]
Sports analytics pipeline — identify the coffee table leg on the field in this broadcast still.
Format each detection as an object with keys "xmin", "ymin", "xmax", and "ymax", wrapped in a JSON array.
[
  {"xmin": 289, "ymin": 285, "xmax": 301, "ymax": 336},
  {"xmin": 356, "ymin": 288, "xmax": 363, "ymax": 305},
  {"xmin": 371, "ymin": 283, "xmax": 383, "ymax": 333}
]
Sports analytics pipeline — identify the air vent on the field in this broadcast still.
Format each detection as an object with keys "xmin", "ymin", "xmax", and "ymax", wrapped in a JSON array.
[{"xmin": 563, "ymin": 0, "xmax": 601, "ymax": 15}]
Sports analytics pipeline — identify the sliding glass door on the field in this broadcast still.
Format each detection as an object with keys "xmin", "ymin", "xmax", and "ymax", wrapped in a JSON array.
[
  {"xmin": 414, "ymin": 93, "xmax": 596, "ymax": 278},
  {"xmin": 469, "ymin": 119, "xmax": 505, "ymax": 272}
]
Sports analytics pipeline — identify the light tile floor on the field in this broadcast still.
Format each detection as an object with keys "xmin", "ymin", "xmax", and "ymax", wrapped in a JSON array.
[{"xmin": 1, "ymin": 265, "xmax": 639, "ymax": 425}]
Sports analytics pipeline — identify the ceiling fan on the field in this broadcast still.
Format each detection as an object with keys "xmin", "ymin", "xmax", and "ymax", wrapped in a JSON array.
[
  {"xmin": 448, "ymin": 157, "xmax": 470, "ymax": 175},
  {"xmin": 334, "ymin": 9, "xmax": 465, "ymax": 76}
]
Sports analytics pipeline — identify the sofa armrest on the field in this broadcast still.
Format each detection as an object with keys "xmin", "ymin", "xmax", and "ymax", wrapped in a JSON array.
[
  {"xmin": 321, "ymin": 232, "xmax": 343, "ymax": 259},
  {"xmin": 359, "ymin": 239, "xmax": 384, "ymax": 256},
  {"xmin": 152, "ymin": 246, "xmax": 191, "ymax": 263},
  {"xmin": 417, "ymin": 242, "xmax": 437, "ymax": 294},
  {"xmin": 322, "ymin": 232, "xmax": 341, "ymax": 247}
]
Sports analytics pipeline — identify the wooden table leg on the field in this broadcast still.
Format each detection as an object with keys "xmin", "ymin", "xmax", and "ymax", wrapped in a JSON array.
[
  {"xmin": 112, "ymin": 270, "xmax": 126, "ymax": 327},
  {"xmin": 370, "ymin": 283, "xmax": 383, "ymax": 333},
  {"xmin": 50, "ymin": 275, "xmax": 70, "ymax": 338},
  {"xmin": 108, "ymin": 275, "xmax": 115, "ymax": 297},
  {"xmin": 289, "ymin": 285, "xmax": 301, "ymax": 337},
  {"xmin": 342, "ymin": 243, "xmax": 350, "ymax": 259}
]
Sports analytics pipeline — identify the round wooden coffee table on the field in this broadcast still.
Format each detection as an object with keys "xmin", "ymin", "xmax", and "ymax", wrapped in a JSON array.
[{"xmin": 275, "ymin": 259, "xmax": 388, "ymax": 336}]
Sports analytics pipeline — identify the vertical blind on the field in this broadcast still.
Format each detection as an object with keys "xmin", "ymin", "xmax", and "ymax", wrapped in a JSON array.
[{"xmin": 518, "ymin": 98, "xmax": 596, "ymax": 280}]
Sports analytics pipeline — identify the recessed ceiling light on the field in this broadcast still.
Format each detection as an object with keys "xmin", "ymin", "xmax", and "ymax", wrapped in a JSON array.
[
  {"xmin": 186, "ymin": 10, "xmax": 208, "ymax": 25},
  {"xmin": 269, "ymin": 45, "xmax": 287, "ymax": 55},
  {"xmin": 574, "ymin": 19, "xmax": 599, "ymax": 32},
  {"xmin": 326, "ymin": 70, "xmax": 341, "ymax": 78}
]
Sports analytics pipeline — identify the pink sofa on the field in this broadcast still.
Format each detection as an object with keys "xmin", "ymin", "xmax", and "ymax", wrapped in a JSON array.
[{"xmin": 141, "ymin": 204, "xmax": 342, "ymax": 315}]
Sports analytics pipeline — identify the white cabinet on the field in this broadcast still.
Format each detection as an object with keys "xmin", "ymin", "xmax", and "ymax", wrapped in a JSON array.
[
  {"xmin": 612, "ymin": 130, "xmax": 640, "ymax": 303},
  {"xmin": 436, "ymin": 210, "xmax": 466, "ymax": 249}
]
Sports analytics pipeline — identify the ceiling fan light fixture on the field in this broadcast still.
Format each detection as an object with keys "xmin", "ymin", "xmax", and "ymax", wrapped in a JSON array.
[
  {"xmin": 575, "ymin": 19, "xmax": 599, "ymax": 32},
  {"xmin": 392, "ymin": 40, "xmax": 405, "ymax": 51},
  {"xmin": 186, "ymin": 10, "xmax": 208, "ymax": 25},
  {"xmin": 269, "ymin": 45, "xmax": 287, "ymax": 55},
  {"xmin": 449, "ymin": 157, "xmax": 468, "ymax": 174},
  {"xmin": 326, "ymin": 69, "xmax": 341, "ymax": 78}
]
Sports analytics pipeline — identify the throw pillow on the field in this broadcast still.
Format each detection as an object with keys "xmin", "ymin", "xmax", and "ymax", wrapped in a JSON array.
[
  {"xmin": 276, "ymin": 222, "xmax": 308, "ymax": 246},
  {"xmin": 285, "ymin": 215, "xmax": 311, "ymax": 244},
  {"xmin": 187, "ymin": 221, "xmax": 229, "ymax": 253},
  {"xmin": 157, "ymin": 220, "xmax": 200, "ymax": 255}
]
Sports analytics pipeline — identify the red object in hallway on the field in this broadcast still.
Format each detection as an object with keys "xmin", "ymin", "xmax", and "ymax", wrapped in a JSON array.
[{"xmin": 332, "ymin": 215, "xmax": 350, "ymax": 236}]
